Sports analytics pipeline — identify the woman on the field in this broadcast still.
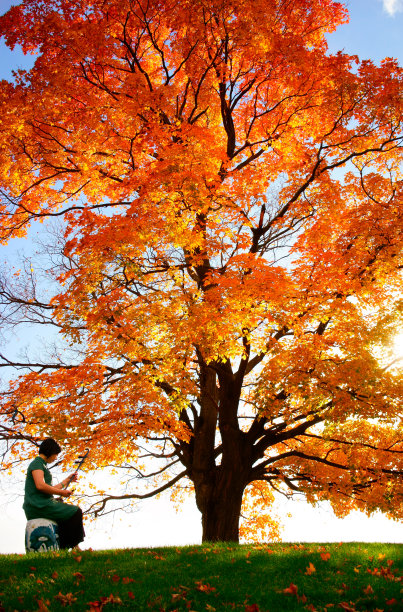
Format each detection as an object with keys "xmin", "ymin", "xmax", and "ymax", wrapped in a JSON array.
[{"xmin": 23, "ymin": 438, "xmax": 85, "ymax": 549}]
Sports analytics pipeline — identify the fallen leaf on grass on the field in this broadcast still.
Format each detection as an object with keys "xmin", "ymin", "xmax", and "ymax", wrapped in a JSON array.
[
  {"xmin": 73, "ymin": 571, "xmax": 84, "ymax": 584},
  {"xmin": 282, "ymin": 583, "xmax": 298, "ymax": 596},
  {"xmin": 147, "ymin": 550, "xmax": 165, "ymax": 560},
  {"xmin": 87, "ymin": 594, "xmax": 123, "ymax": 612},
  {"xmin": 35, "ymin": 600, "xmax": 50, "ymax": 612},
  {"xmin": 339, "ymin": 603, "xmax": 357, "ymax": 612},
  {"xmin": 305, "ymin": 562, "xmax": 316, "ymax": 575},
  {"xmin": 196, "ymin": 581, "xmax": 216, "ymax": 593},
  {"xmin": 172, "ymin": 592, "xmax": 189, "ymax": 603},
  {"xmin": 103, "ymin": 595, "xmax": 122, "ymax": 605},
  {"xmin": 54, "ymin": 592, "xmax": 78, "ymax": 606}
]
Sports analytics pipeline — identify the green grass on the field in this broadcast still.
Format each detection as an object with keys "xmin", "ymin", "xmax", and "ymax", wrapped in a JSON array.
[{"xmin": 0, "ymin": 543, "xmax": 401, "ymax": 611}]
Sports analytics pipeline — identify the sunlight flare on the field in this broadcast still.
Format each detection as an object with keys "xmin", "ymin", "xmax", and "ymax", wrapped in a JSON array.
[{"xmin": 392, "ymin": 331, "xmax": 403, "ymax": 360}]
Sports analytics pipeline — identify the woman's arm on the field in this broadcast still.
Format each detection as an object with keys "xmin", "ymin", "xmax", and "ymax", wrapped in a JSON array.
[{"xmin": 32, "ymin": 469, "xmax": 72, "ymax": 497}]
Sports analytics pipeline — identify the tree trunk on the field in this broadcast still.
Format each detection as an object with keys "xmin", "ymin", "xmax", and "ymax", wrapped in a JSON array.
[
  {"xmin": 201, "ymin": 491, "xmax": 243, "ymax": 542},
  {"xmin": 198, "ymin": 469, "xmax": 244, "ymax": 542},
  {"xmin": 192, "ymin": 357, "xmax": 248, "ymax": 542}
]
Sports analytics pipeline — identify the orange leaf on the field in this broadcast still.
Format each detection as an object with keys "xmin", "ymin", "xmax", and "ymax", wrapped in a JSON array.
[
  {"xmin": 305, "ymin": 562, "xmax": 316, "ymax": 575},
  {"xmin": 195, "ymin": 580, "xmax": 216, "ymax": 593},
  {"xmin": 320, "ymin": 552, "xmax": 331, "ymax": 561},
  {"xmin": 55, "ymin": 592, "xmax": 78, "ymax": 606}
]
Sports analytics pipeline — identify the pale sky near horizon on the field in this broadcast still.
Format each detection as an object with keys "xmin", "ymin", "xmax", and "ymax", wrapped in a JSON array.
[{"xmin": 0, "ymin": 1, "xmax": 402, "ymax": 553}]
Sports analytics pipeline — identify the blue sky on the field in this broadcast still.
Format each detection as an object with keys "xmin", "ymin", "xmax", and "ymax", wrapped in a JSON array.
[
  {"xmin": 0, "ymin": 1, "xmax": 402, "ymax": 552},
  {"xmin": 327, "ymin": 0, "xmax": 403, "ymax": 63}
]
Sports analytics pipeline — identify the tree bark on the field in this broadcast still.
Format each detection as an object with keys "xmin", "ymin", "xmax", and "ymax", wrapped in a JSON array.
[
  {"xmin": 192, "ymin": 357, "xmax": 249, "ymax": 542},
  {"xmin": 200, "ymin": 468, "xmax": 244, "ymax": 542}
]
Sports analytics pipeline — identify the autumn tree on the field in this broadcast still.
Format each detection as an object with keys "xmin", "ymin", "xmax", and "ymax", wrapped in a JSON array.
[{"xmin": 0, "ymin": 0, "xmax": 402, "ymax": 542}]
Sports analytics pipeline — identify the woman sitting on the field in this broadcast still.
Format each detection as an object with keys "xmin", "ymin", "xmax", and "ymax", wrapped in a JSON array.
[{"xmin": 23, "ymin": 437, "xmax": 85, "ymax": 550}]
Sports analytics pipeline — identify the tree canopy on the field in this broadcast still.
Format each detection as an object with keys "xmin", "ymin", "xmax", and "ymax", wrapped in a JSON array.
[{"xmin": 0, "ymin": 0, "xmax": 402, "ymax": 542}]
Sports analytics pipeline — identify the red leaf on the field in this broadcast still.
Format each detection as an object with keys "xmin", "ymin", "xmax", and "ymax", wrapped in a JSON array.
[
  {"xmin": 35, "ymin": 599, "xmax": 50, "ymax": 612},
  {"xmin": 282, "ymin": 583, "xmax": 298, "ymax": 596}
]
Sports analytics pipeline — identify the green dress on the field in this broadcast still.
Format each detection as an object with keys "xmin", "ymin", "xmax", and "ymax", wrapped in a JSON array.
[{"xmin": 23, "ymin": 456, "xmax": 78, "ymax": 522}]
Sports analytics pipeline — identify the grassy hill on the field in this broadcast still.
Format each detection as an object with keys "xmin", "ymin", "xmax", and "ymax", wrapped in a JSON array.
[{"xmin": 0, "ymin": 542, "xmax": 402, "ymax": 611}]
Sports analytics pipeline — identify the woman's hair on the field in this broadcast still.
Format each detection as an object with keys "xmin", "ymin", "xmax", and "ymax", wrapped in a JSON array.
[{"xmin": 39, "ymin": 438, "xmax": 62, "ymax": 457}]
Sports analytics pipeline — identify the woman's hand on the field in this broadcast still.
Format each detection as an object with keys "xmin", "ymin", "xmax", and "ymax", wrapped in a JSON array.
[{"xmin": 60, "ymin": 488, "xmax": 74, "ymax": 498}]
